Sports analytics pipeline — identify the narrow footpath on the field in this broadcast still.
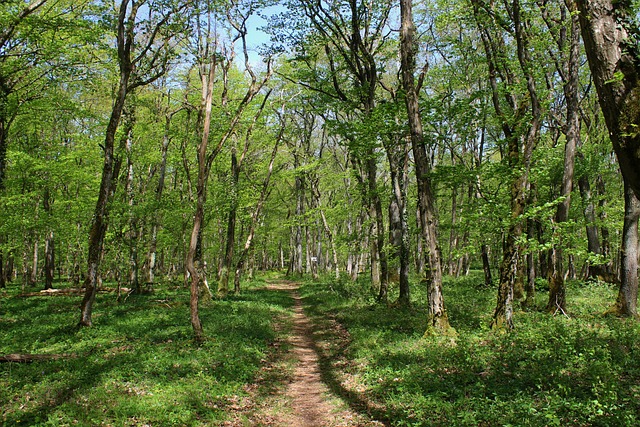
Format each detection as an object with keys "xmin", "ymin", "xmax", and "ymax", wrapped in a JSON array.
[{"xmin": 227, "ymin": 281, "xmax": 383, "ymax": 427}]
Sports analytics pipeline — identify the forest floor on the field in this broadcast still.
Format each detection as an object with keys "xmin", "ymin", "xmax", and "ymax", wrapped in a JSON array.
[
  {"xmin": 3, "ymin": 273, "xmax": 640, "ymax": 426},
  {"xmin": 227, "ymin": 280, "xmax": 385, "ymax": 427}
]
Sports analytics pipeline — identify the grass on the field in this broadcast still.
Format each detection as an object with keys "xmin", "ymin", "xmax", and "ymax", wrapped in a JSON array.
[
  {"xmin": 299, "ymin": 272, "xmax": 640, "ymax": 427},
  {"xmin": 0, "ymin": 278, "xmax": 293, "ymax": 426},
  {"xmin": 3, "ymin": 272, "xmax": 640, "ymax": 426}
]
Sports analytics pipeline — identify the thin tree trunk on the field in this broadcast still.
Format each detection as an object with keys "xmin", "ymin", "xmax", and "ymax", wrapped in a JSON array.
[
  {"xmin": 148, "ymin": 107, "xmax": 173, "ymax": 284},
  {"xmin": 219, "ymin": 146, "xmax": 239, "ymax": 295},
  {"xmin": 44, "ymin": 231, "xmax": 54, "ymax": 290},
  {"xmin": 473, "ymin": 0, "xmax": 541, "ymax": 330},
  {"xmin": 547, "ymin": 3, "xmax": 580, "ymax": 314},
  {"xmin": 0, "ymin": 248, "xmax": 4, "ymax": 288},
  {"xmin": 401, "ymin": 0, "xmax": 451, "ymax": 332},
  {"xmin": 311, "ymin": 179, "xmax": 340, "ymax": 280},
  {"xmin": 184, "ymin": 47, "xmax": 217, "ymax": 341},
  {"xmin": 79, "ymin": 18, "xmax": 132, "ymax": 326},
  {"xmin": 234, "ymin": 133, "xmax": 280, "ymax": 293},
  {"xmin": 577, "ymin": 166, "xmax": 605, "ymax": 279},
  {"xmin": 481, "ymin": 244, "xmax": 492, "ymax": 287}
]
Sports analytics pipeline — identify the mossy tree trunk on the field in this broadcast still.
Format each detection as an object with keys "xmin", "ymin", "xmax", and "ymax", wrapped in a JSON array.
[{"xmin": 577, "ymin": 0, "xmax": 640, "ymax": 316}]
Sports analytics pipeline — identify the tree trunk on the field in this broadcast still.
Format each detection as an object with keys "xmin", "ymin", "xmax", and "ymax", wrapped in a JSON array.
[
  {"xmin": 577, "ymin": 0, "xmax": 640, "ymax": 201},
  {"xmin": 219, "ymin": 146, "xmax": 239, "ymax": 295},
  {"xmin": 609, "ymin": 184, "xmax": 640, "ymax": 316},
  {"xmin": 148, "ymin": 109, "xmax": 172, "ymax": 284},
  {"xmin": 79, "ymin": 0, "xmax": 138, "ymax": 327},
  {"xmin": 473, "ymin": 0, "xmax": 541, "ymax": 330},
  {"xmin": 0, "ymin": 118, "xmax": 7, "ymax": 190},
  {"xmin": 385, "ymin": 137, "xmax": 410, "ymax": 306},
  {"xmin": 0, "ymin": 244, "xmax": 5, "ymax": 288},
  {"xmin": 79, "ymin": 75, "xmax": 130, "ymax": 326},
  {"xmin": 548, "ymin": 6, "xmax": 580, "ymax": 313},
  {"xmin": 311, "ymin": 179, "xmax": 340, "ymax": 280},
  {"xmin": 184, "ymin": 48, "xmax": 217, "ymax": 341},
  {"xmin": 400, "ymin": 0, "xmax": 450, "ymax": 332},
  {"xmin": 481, "ymin": 244, "xmax": 492, "ymax": 287},
  {"xmin": 577, "ymin": 0, "xmax": 640, "ymax": 314},
  {"xmin": 234, "ymin": 133, "xmax": 280, "ymax": 293},
  {"xmin": 577, "ymin": 167, "xmax": 605, "ymax": 279},
  {"xmin": 30, "ymin": 236, "xmax": 39, "ymax": 287},
  {"xmin": 44, "ymin": 231, "xmax": 54, "ymax": 290}
]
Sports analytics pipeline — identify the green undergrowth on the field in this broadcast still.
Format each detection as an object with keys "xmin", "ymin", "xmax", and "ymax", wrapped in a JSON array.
[
  {"xmin": 300, "ymin": 273, "xmax": 640, "ymax": 426},
  {"xmin": 0, "ymin": 279, "xmax": 293, "ymax": 426}
]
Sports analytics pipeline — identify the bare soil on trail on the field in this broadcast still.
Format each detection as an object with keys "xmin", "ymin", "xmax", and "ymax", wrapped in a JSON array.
[{"xmin": 225, "ymin": 281, "xmax": 384, "ymax": 427}]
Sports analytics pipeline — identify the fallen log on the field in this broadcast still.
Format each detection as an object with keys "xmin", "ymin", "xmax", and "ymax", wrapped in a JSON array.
[
  {"xmin": 0, "ymin": 353, "xmax": 77, "ymax": 363},
  {"xmin": 19, "ymin": 287, "xmax": 130, "ymax": 297}
]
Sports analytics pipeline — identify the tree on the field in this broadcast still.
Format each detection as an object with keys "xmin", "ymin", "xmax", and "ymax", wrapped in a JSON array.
[
  {"xmin": 278, "ymin": 0, "xmax": 391, "ymax": 294},
  {"xmin": 472, "ymin": 0, "xmax": 544, "ymax": 330},
  {"xmin": 0, "ymin": 0, "xmax": 49, "ymax": 190},
  {"xmin": 538, "ymin": 0, "xmax": 582, "ymax": 314},
  {"xmin": 576, "ymin": 0, "xmax": 640, "ymax": 316},
  {"xmin": 400, "ymin": 0, "xmax": 451, "ymax": 331},
  {"xmin": 79, "ymin": 0, "xmax": 189, "ymax": 327},
  {"xmin": 184, "ymin": 0, "xmax": 272, "ymax": 339}
]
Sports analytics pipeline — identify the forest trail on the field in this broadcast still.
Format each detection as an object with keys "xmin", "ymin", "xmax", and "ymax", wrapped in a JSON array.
[
  {"xmin": 227, "ymin": 280, "xmax": 383, "ymax": 426},
  {"xmin": 278, "ymin": 280, "xmax": 343, "ymax": 426}
]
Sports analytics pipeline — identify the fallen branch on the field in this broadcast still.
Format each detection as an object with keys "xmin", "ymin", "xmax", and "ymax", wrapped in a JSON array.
[
  {"xmin": 19, "ymin": 288, "xmax": 130, "ymax": 297},
  {"xmin": 0, "ymin": 353, "xmax": 77, "ymax": 363}
]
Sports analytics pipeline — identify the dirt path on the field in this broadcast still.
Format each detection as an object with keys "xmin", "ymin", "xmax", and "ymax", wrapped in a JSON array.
[
  {"xmin": 227, "ymin": 281, "xmax": 382, "ymax": 426},
  {"xmin": 284, "ymin": 282, "xmax": 342, "ymax": 426}
]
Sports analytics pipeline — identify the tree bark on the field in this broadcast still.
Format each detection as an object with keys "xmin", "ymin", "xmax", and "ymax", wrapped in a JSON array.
[
  {"xmin": 148, "ymin": 105, "xmax": 174, "ymax": 284},
  {"xmin": 219, "ymin": 146, "xmax": 239, "ymax": 295},
  {"xmin": 400, "ymin": 0, "xmax": 451, "ymax": 332},
  {"xmin": 44, "ymin": 231, "xmax": 54, "ymax": 290},
  {"xmin": 576, "ymin": 0, "xmax": 640, "ymax": 201},
  {"xmin": 473, "ymin": 0, "xmax": 541, "ymax": 330},
  {"xmin": 481, "ymin": 244, "xmax": 492, "ymax": 287},
  {"xmin": 577, "ymin": 0, "xmax": 640, "ymax": 314},
  {"xmin": 610, "ymin": 184, "xmax": 640, "ymax": 316},
  {"xmin": 547, "ymin": 4, "xmax": 581, "ymax": 314},
  {"xmin": 79, "ymin": 1, "xmax": 135, "ymax": 327},
  {"xmin": 43, "ymin": 187, "xmax": 54, "ymax": 290}
]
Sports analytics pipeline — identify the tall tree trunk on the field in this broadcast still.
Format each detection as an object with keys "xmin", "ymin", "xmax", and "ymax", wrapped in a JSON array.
[
  {"xmin": 44, "ymin": 231, "xmax": 54, "ymax": 290},
  {"xmin": 148, "ymin": 107, "xmax": 173, "ymax": 284},
  {"xmin": 30, "ymin": 235, "xmax": 38, "ymax": 286},
  {"xmin": 0, "ymin": 237, "xmax": 4, "ymax": 288},
  {"xmin": 79, "ymin": 56, "xmax": 131, "ymax": 326},
  {"xmin": 220, "ymin": 90, "xmax": 270, "ymax": 293},
  {"xmin": 0, "ymin": 118, "xmax": 7, "ymax": 191},
  {"xmin": 473, "ymin": 0, "xmax": 541, "ymax": 330},
  {"xmin": 577, "ymin": 0, "xmax": 640, "ymax": 315},
  {"xmin": 43, "ymin": 187, "xmax": 54, "ymax": 290},
  {"xmin": 400, "ymin": 0, "xmax": 451, "ymax": 333},
  {"xmin": 548, "ymin": 6, "xmax": 581, "ymax": 314},
  {"xmin": 385, "ymin": 137, "xmax": 410, "ymax": 306},
  {"xmin": 577, "ymin": 166, "xmax": 605, "ymax": 279},
  {"xmin": 366, "ymin": 153, "xmax": 387, "ymax": 297},
  {"xmin": 219, "ymin": 146, "xmax": 239, "ymax": 295},
  {"xmin": 185, "ymin": 48, "xmax": 217, "ymax": 341},
  {"xmin": 311, "ymin": 179, "xmax": 340, "ymax": 280},
  {"xmin": 596, "ymin": 175, "xmax": 614, "ymax": 276}
]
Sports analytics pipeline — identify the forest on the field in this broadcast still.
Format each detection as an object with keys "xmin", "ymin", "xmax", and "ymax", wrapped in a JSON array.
[{"xmin": 2, "ymin": 0, "xmax": 640, "ymax": 425}]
